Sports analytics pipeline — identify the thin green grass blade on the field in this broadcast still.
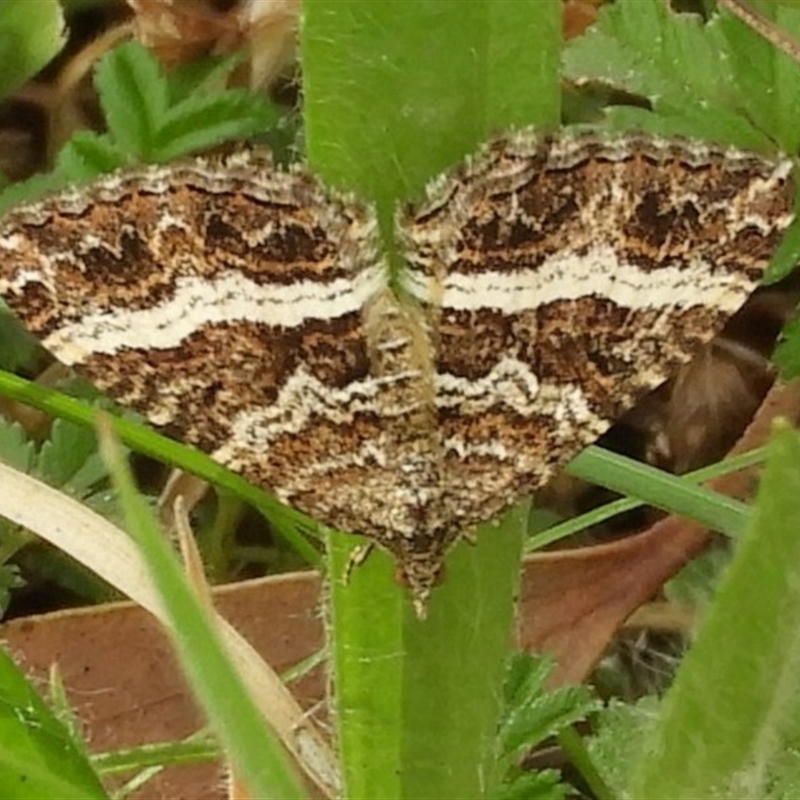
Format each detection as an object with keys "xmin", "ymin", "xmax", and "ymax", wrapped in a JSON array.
[
  {"xmin": 0, "ymin": 370, "xmax": 321, "ymax": 566},
  {"xmin": 96, "ymin": 418, "xmax": 307, "ymax": 800},
  {"xmin": 628, "ymin": 422, "xmax": 800, "ymax": 798},
  {"xmin": 92, "ymin": 733, "xmax": 218, "ymax": 777},
  {"xmin": 528, "ymin": 447, "xmax": 767, "ymax": 551},
  {"xmin": 565, "ymin": 445, "xmax": 751, "ymax": 537}
]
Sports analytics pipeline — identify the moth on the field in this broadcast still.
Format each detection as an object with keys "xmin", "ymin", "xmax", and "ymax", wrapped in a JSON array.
[{"xmin": 0, "ymin": 129, "xmax": 793, "ymax": 615}]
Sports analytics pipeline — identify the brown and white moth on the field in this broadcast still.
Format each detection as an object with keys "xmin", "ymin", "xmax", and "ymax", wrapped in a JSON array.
[{"xmin": 0, "ymin": 129, "xmax": 794, "ymax": 614}]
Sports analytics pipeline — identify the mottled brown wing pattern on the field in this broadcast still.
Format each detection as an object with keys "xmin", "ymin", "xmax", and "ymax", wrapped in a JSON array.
[
  {"xmin": 0, "ymin": 131, "xmax": 794, "ymax": 613},
  {"xmin": 0, "ymin": 151, "xmax": 431, "ymax": 544},
  {"xmin": 402, "ymin": 133, "xmax": 795, "ymax": 566}
]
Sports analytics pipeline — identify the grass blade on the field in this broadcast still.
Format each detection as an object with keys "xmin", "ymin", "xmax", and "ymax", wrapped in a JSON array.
[{"xmin": 96, "ymin": 416, "xmax": 308, "ymax": 800}]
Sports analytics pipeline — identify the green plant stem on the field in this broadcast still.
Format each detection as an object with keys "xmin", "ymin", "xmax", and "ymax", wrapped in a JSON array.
[
  {"xmin": 92, "ymin": 735, "xmax": 219, "ymax": 776},
  {"xmin": 557, "ymin": 726, "xmax": 615, "ymax": 800},
  {"xmin": 327, "ymin": 510, "xmax": 528, "ymax": 799},
  {"xmin": 303, "ymin": 1, "xmax": 561, "ymax": 797}
]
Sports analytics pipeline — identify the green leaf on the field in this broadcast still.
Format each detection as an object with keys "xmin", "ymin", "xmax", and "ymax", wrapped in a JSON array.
[
  {"xmin": 586, "ymin": 697, "xmax": 661, "ymax": 797},
  {"xmin": 0, "ymin": 644, "xmax": 108, "ymax": 800},
  {"xmin": 304, "ymin": 0, "xmax": 560, "ymax": 204},
  {"xmin": 153, "ymin": 90, "xmax": 279, "ymax": 163},
  {"xmin": 164, "ymin": 52, "xmax": 245, "ymax": 101},
  {"xmin": 663, "ymin": 545, "xmax": 730, "ymax": 611},
  {"xmin": 37, "ymin": 419, "xmax": 101, "ymax": 488},
  {"xmin": 0, "ymin": 171, "xmax": 66, "ymax": 216},
  {"xmin": 765, "ymin": 191, "xmax": 800, "ymax": 283},
  {"xmin": 0, "ymin": 419, "xmax": 34, "ymax": 473},
  {"xmin": 93, "ymin": 41, "xmax": 169, "ymax": 160},
  {"xmin": 98, "ymin": 419, "xmax": 308, "ymax": 799},
  {"xmin": 499, "ymin": 653, "xmax": 600, "ymax": 765},
  {"xmin": 91, "ymin": 40, "xmax": 280, "ymax": 165},
  {"xmin": 717, "ymin": 0, "xmax": 800, "ymax": 154},
  {"xmin": 56, "ymin": 133, "xmax": 128, "ymax": 184},
  {"xmin": 0, "ymin": 0, "xmax": 66, "ymax": 100},
  {"xmin": 498, "ymin": 770, "xmax": 568, "ymax": 800},
  {"xmin": 47, "ymin": 666, "xmax": 92, "ymax": 763},
  {"xmin": 627, "ymin": 423, "xmax": 800, "ymax": 799},
  {"xmin": 529, "ymin": 447, "xmax": 768, "ymax": 551},
  {"xmin": 63, "ymin": 451, "xmax": 110, "ymax": 498},
  {"xmin": 0, "ymin": 311, "xmax": 41, "ymax": 372},
  {"xmin": 773, "ymin": 313, "xmax": 800, "ymax": 380},
  {"xmin": 327, "ymin": 506, "xmax": 529, "ymax": 800},
  {"xmin": 504, "ymin": 651, "xmax": 554, "ymax": 707},
  {"xmin": 763, "ymin": 747, "xmax": 800, "ymax": 800},
  {"xmin": 562, "ymin": 0, "xmax": 794, "ymax": 150}
]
